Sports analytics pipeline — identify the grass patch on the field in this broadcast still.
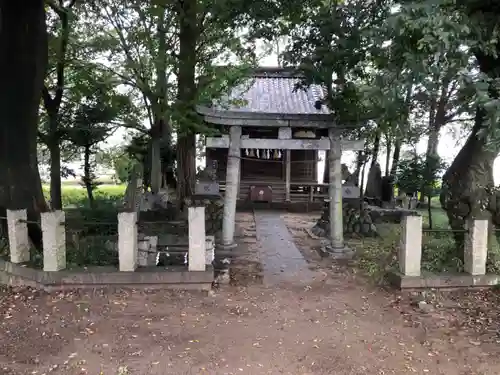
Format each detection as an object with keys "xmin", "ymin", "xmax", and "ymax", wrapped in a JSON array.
[{"xmin": 352, "ymin": 198, "xmax": 469, "ymax": 283}]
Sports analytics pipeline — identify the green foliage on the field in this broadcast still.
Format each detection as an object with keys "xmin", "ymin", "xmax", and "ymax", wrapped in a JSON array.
[
  {"xmin": 42, "ymin": 185, "xmax": 125, "ymax": 208},
  {"xmin": 395, "ymin": 154, "xmax": 447, "ymax": 196},
  {"xmin": 278, "ymin": 0, "xmax": 391, "ymax": 126},
  {"xmin": 96, "ymin": 148, "xmax": 137, "ymax": 184}
]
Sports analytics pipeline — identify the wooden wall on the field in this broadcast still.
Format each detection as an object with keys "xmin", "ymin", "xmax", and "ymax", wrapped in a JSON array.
[
  {"xmin": 206, "ymin": 148, "xmax": 317, "ymax": 183},
  {"xmin": 290, "ymin": 150, "xmax": 317, "ymax": 182}
]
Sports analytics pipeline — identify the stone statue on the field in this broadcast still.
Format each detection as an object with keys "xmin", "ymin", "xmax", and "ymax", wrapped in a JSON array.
[
  {"xmin": 364, "ymin": 162, "xmax": 383, "ymax": 205},
  {"xmin": 341, "ymin": 164, "xmax": 357, "ymax": 186},
  {"xmin": 381, "ymin": 175, "xmax": 395, "ymax": 204}
]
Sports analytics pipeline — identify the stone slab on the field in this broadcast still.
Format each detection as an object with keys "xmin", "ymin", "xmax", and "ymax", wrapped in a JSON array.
[
  {"xmin": 388, "ymin": 270, "xmax": 500, "ymax": 290},
  {"xmin": 254, "ymin": 210, "xmax": 316, "ymax": 285},
  {"xmin": 195, "ymin": 181, "xmax": 220, "ymax": 195},
  {"xmin": 342, "ymin": 186, "xmax": 360, "ymax": 199},
  {"xmin": 0, "ymin": 259, "xmax": 213, "ymax": 291}
]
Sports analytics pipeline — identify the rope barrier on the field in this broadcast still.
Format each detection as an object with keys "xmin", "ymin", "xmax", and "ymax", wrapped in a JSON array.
[{"xmin": 220, "ymin": 155, "xmax": 321, "ymax": 163}]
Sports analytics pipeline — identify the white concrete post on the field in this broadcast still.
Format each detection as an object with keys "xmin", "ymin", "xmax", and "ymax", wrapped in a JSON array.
[
  {"xmin": 206, "ymin": 235, "xmax": 215, "ymax": 266},
  {"xmin": 464, "ymin": 219, "xmax": 488, "ymax": 275},
  {"xmin": 7, "ymin": 209, "xmax": 30, "ymax": 264},
  {"xmin": 328, "ymin": 129, "xmax": 344, "ymax": 249},
  {"xmin": 399, "ymin": 215, "xmax": 422, "ymax": 276},
  {"xmin": 41, "ymin": 211, "xmax": 66, "ymax": 272},
  {"xmin": 118, "ymin": 212, "xmax": 138, "ymax": 271},
  {"xmin": 221, "ymin": 125, "xmax": 242, "ymax": 248},
  {"xmin": 188, "ymin": 206, "xmax": 206, "ymax": 271},
  {"xmin": 285, "ymin": 149, "xmax": 291, "ymax": 202}
]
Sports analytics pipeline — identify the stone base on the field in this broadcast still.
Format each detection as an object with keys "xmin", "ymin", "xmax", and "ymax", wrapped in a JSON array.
[
  {"xmin": 388, "ymin": 270, "xmax": 500, "ymax": 290},
  {"xmin": 0, "ymin": 259, "xmax": 214, "ymax": 291},
  {"xmin": 320, "ymin": 243, "xmax": 354, "ymax": 259},
  {"xmin": 216, "ymin": 242, "xmax": 238, "ymax": 251}
]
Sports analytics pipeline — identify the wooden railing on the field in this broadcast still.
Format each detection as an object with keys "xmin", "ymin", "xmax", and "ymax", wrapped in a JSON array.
[
  {"xmin": 216, "ymin": 180, "xmax": 329, "ymax": 203},
  {"xmin": 290, "ymin": 182, "xmax": 328, "ymax": 203}
]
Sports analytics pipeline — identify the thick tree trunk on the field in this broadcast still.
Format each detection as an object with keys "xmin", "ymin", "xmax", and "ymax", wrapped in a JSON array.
[
  {"xmin": 176, "ymin": 0, "xmax": 199, "ymax": 206},
  {"xmin": 176, "ymin": 134, "xmax": 196, "ymax": 204},
  {"xmin": 150, "ymin": 7, "xmax": 172, "ymax": 195},
  {"xmin": 440, "ymin": 109, "xmax": 497, "ymax": 258},
  {"xmin": 440, "ymin": 46, "xmax": 500, "ymax": 262},
  {"xmin": 0, "ymin": 1, "xmax": 48, "ymax": 249}
]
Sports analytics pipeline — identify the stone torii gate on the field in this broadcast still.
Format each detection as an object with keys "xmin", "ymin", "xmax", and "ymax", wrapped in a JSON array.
[
  {"xmin": 205, "ymin": 125, "xmax": 364, "ymax": 258},
  {"xmin": 196, "ymin": 67, "xmax": 364, "ymax": 258}
]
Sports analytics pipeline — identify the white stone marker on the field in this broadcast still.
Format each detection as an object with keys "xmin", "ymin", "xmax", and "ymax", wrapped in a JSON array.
[
  {"xmin": 464, "ymin": 219, "xmax": 488, "ymax": 276},
  {"xmin": 41, "ymin": 211, "xmax": 67, "ymax": 272},
  {"xmin": 118, "ymin": 212, "xmax": 138, "ymax": 271},
  {"xmin": 188, "ymin": 206, "xmax": 206, "ymax": 271},
  {"xmin": 7, "ymin": 209, "xmax": 30, "ymax": 264},
  {"xmin": 399, "ymin": 215, "xmax": 422, "ymax": 277}
]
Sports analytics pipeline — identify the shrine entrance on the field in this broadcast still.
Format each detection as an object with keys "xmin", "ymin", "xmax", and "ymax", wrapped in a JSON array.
[{"xmin": 196, "ymin": 67, "xmax": 364, "ymax": 259}]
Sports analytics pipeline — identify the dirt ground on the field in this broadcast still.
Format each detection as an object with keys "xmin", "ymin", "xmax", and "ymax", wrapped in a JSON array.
[{"xmin": 2, "ymin": 212, "xmax": 500, "ymax": 375}]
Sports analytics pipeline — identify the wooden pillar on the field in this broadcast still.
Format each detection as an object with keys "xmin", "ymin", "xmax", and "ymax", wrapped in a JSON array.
[
  {"xmin": 221, "ymin": 126, "xmax": 242, "ymax": 248},
  {"xmin": 285, "ymin": 149, "xmax": 291, "ymax": 202},
  {"xmin": 328, "ymin": 128, "xmax": 344, "ymax": 249}
]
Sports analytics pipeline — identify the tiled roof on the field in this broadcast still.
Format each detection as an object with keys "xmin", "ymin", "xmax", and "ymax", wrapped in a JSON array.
[{"xmin": 213, "ymin": 67, "xmax": 330, "ymax": 116}]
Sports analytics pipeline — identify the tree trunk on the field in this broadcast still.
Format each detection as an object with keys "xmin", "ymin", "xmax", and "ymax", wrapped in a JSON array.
[
  {"xmin": 176, "ymin": 0, "xmax": 199, "ymax": 206},
  {"xmin": 352, "ymin": 151, "xmax": 364, "ymax": 187},
  {"xmin": 385, "ymin": 134, "xmax": 391, "ymax": 177},
  {"xmin": 149, "ymin": 7, "xmax": 172, "ymax": 195},
  {"xmin": 150, "ymin": 123, "xmax": 162, "ymax": 194},
  {"xmin": 176, "ymin": 134, "xmax": 196, "ymax": 204},
  {"xmin": 44, "ymin": 2, "xmax": 74, "ymax": 209},
  {"xmin": 0, "ymin": 0, "xmax": 48, "ymax": 249},
  {"xmin": 440, "ymin": 109, "xmax": 497, "ymax": 258},
  {"xmin": 421, "ymin": 90, "xmax": 441, "ymax": 202},
  {"xmin": 83, "ymin": 145, "xmax": 95, "ymax": 208},
  {"xmin": 370, "ymin": 127, "xmax": 381, "ymax": 169},
  {"xmin": 389, "ymin": 137, "xmax": 401, "ymax": 177},
  {"xmin": 440, "ymin": 46, "xmax": 500, "ymax": 261},
  {"xmin": 323, "ymin": 151, "xmax": 330, "ymax": 184},
  {"xmin": 48, "ymin": 134, "xmax": 62, "ymax": 210}
]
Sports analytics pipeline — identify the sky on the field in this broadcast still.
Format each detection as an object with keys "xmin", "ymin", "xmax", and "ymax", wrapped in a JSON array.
[{"xmin": 58, "ymin": 40, "xmax": 500, "ymax": 185}]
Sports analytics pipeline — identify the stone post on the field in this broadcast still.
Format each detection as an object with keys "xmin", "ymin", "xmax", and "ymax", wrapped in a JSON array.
[
  {"xmin": 285, "ymin": 149, "xmax": 291, "ymax": 202},
  {"xmin": 138, "ymin": 235, "xmax": 158, "ymax": 267},
  {"xmin": 41, "ymin": 211, "xmax": 66, "ymax": 272},
  {"xmin": 464, "ymin": 219, "xmax": 488, "ymax": 275},
  {"xmin": 221, "ymin": 125, "xmax": 242, "ymax": 248},
  {"xmin": 328, "ymin": 128, "xmax": 344, "ymax": 250},
  {"xmin": 7, "ymin": 209, "xmax": 30, "ymax": 264},
  {"xmin": 118, "ymin": 212, "xmax": 138, "ymax": 271},
  {"xmin": 206, "ymin": 235, "xmax": 215, "ymax": 266},
  {"xmin": 188, "ymin": 206, "xmax": 206, "ymax": 271},
  {"xmin": 399, "ymin": 215, "xmax": 422, "ymax": 276}
]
